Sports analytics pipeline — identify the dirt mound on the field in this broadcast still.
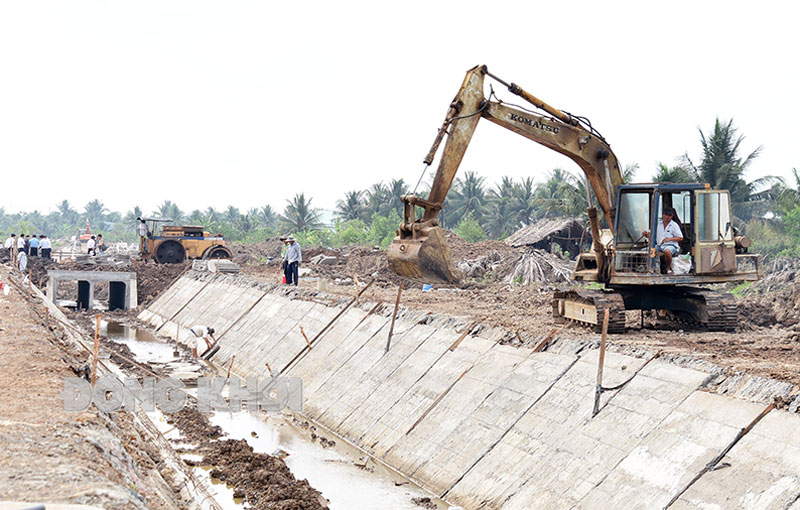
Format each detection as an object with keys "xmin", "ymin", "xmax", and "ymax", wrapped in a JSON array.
[
  {"xmin": 739, "ymin": 257, "xmax": 800, "ymax": 328},
  {"xmin": 231, "ymin": 238, "xmax": 285, "ymax": 265},
  {"xmin": 166, "ymin": 407, "xmax": 327, "ymax": 509}
]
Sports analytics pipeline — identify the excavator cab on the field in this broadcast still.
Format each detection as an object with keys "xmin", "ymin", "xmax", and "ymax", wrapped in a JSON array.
[{"xmin": 612, "ymin": 184, "xmax": 744, "ymax": 279}]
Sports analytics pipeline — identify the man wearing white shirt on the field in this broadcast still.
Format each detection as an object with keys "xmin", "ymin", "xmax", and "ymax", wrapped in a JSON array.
[
  {"xmin": 39, "ymin": 236, "xmax": 52, "ymax": 259},
  {"xmin": 86, "ymin": 236, "xmax": 96, "ymax": 255},
  {"xmin": 17, "ymin": 235, "xmax": 25, "ymax": 253},
  {"xmin": 642, "ymin": 208, "xmax": 683, "ymax": 273},
  {"xmin": 4, "ymin": 234, "xmax": 15, "ymax": 252},
  {"xmin": 285, "ymin": 236, "xmax": 302, "ymax": 286}
]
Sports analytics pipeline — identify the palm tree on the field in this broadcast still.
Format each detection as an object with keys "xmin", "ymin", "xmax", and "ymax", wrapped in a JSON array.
[
  {"xmin": 534, "ymin": 168, "xmax": 584, "ymax": 218},
  {"xmin": 653, "ymin": 163, "xmax": 693, "ymax": 183},
  {"xmin": 84, "ymin": 199, "xmax": 108, "ymax": 229},
  {"xmin": 279, "ymin": 193, "xmax": 321, "ymax": 232},
  {"xmin": 512, "ymin": 177, "xmax": 537, "ymax": 226},
  {"xmin": 364, "ymin": 182, "xmax": 389, "ymax": 220},
  {"xmin": 777, "ymin": 168, "xmax": 800, "ymax": 216},
  {"xmin": 684, "ymin": 118, "xmax": 776, "ymax": 220},
  {"xmin": 386, "ymin": 178, "xmax": 409, "ymax": 217},
  {"xmin": 335, "ymin": 190, "xmax": 365, "ymax": 221},
  {"xmin": 445, "ymin": 171, "xmax": 487, "ymax": 227},
  {"xmin": 154, "ymin": 200, "xmax": 183, "ymax": 223},
  {"xmin": 623, "ymin": 163, "xmax": 639, "ymax": 183},
  {"xmin": 258, "ymin": 205, "xmax": 277, "ymax": 229},
  {"xmin": 485, "ymin": 176, "xmax": 518, "ymax": 238},
  {"xmin": 57, "ymin": 200, "xmax": 79, "ymax": 225}
]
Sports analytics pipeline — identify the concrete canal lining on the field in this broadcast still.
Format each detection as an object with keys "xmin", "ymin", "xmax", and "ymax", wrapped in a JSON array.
[{"xmin": 139, "ymin": 271, "xmax": 800, "ymax": 509}]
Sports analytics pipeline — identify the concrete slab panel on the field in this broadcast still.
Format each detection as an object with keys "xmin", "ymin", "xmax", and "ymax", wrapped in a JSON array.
[{"xmin": 673, "ymin": 409, "xmax": 800, "ymax": 510}]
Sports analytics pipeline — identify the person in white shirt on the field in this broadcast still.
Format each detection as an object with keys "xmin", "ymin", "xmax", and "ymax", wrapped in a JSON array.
[
  {"xmin": 4, "ymin": 234, "xmax": 15, "ymax": 252},
  {"xmin": 86, "ymin": 236, "xmax": 96, "ymax": 255},
  {"xmin": 190, "ymin": 326, "xmax": 216, "ymax": 358},
  {"xmin": 285, "ymin": 236, "xmax": 302, "ymax": 286},
  {"xmin": 17, "ymin": 235, "xmax": 25, "ymax": 253},
  {"xmin": 18, "ymin": 250, "xmax": 27, "ymax": 272},
  {"xmin": 642, "ymin": 207, "xmax": 683, "ymax": 273},
  {"xmin": 136, "ymin": 218, "xmax": 150, "ymax": 254},
  {"xmin": 39, "ymin": 236, "xmax": 52, "ymax": 259}
]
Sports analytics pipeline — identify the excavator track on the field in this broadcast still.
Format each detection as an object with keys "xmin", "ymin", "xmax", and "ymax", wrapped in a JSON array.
[
  {"xmin": 684, "ymin": 288, "xmax": 738, "ymax": 332},
  {"xmin": 553, "ymin": 289, "xmax": 626, "ymax": 333}
]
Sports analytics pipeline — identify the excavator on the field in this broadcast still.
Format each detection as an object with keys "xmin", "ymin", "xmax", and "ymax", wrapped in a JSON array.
[{"xmin": 387, "ymin": 65, "xmax": 763, "ymax": 333}]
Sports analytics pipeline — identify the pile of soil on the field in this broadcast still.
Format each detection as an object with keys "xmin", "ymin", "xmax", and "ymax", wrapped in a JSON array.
[
  {"xmin": 739, "ymin": 257, "xmax": 800, "ymax": 328},
  {"xmin": 230, "ymin": 239, "xmax": 285, "ymax": 265},
  {"xmin": 166, "ymin": 408, "xmax": 327, "ymax": 509}
]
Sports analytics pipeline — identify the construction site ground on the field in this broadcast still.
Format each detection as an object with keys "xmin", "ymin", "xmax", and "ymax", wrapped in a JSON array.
[
  {"xmin": 4, "ymin": 233, "xmax": 800, "ymax": 508},
  {"xmin": 231, "ymin": 235, "xmax": 800, "ymax": 387}
]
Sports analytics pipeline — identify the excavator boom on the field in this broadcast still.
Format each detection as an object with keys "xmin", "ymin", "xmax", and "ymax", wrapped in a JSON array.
[{"xmin": 388, "ymin": 65, "xmax": 623, "ymax": 284}]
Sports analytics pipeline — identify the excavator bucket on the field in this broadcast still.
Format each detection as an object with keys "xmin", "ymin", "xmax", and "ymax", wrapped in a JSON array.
[{"xmin": 387, "ymin": 226, "xmax": 462, "ymax": 284}]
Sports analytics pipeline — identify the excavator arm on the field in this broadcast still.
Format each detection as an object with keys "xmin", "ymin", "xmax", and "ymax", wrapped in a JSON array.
[{"xmin": 388, "ymin": 65, "xmax": 624, "ymax": 284}]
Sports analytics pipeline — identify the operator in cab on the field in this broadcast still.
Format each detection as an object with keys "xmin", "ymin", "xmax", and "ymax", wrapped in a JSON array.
[{"xmin": 642, "ymin": 207, "xmax": 683, "ymax": 274}]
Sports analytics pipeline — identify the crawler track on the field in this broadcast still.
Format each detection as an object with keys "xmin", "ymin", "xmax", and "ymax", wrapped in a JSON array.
[{"xmin": 553, "ymin": 289, "xmax": 626, "ymax": 333}]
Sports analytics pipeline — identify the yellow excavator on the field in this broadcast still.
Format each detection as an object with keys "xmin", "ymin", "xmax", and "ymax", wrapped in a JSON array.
[{"xmin": 387, "ymin": 65, "xmax": 763, "ymax": 332}]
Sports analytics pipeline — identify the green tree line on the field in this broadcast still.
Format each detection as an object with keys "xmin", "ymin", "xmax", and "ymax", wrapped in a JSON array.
[{"xmin": 2, "ymin": 118, "xmax": 798, "ymax": 255}]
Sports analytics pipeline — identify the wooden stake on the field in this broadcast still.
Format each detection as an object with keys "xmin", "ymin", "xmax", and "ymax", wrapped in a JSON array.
[
  {"xmin": 91, "ymin": 314, "xmax": 101, "ymax": 386},
  {"xmin": 448, "ymin": 321, "xmax": 477, "ymax": 352},
  {"xmin": 385, "ymin": 281, "xmax": 404, "ymax": 353},
  {"xmin": 532, "ymin": 328, "xmax": 559, "ymax": 353},
  {"xmin": 357, "ymin": 301, "xmax": 383, "ymax": 327},
  {"xmin": 226, "ymin": 355, "xmax": 236, "ymax": 381},
  {"xmin": 406, "ymin": 367, "xmax": 471, "ymax": 435},
  {"xmin": 299, "ymin": 326, "xmax": 312, "ymax": 349},
  {"xmin": 592, "ymin": 309, "xmax": 610, "ymax": 417},
  {"xmin": 265, "ymin": 361, "xmax": 273, "ymax": 376},
  {"xmin": 353, "ymin": 274, "xmax": 360, "ymax": 304}
]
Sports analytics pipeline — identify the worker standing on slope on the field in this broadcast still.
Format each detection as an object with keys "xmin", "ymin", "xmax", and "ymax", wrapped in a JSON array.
[
  {"xmin": 285, "ymin": 235, "xmax": 301, "ymax": 286},
  {"xmin": 4, "ymin": 234, "xmax": 15, "ymax": 258},
  {"xmin": 190, "ymin": 325, "xmax": 216, "ymax": 358}
]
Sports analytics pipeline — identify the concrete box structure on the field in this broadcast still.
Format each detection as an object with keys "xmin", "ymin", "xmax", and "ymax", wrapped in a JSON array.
[{"xmin": 47, "ymin": 270, "xmax": 138, "ymax": 310}]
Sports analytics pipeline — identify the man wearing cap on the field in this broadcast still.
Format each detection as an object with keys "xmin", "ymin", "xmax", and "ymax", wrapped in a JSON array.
[
  {"xmin": 190, "ymin": 325, "xmax": 216, "ymax": 358},
  {"xmin": 285, "ymin": 235, "xmax": 302, "ymax": 286},
  {"xmin": 642, "ymin": 207, "xmax": 683, "ymax": 273}
]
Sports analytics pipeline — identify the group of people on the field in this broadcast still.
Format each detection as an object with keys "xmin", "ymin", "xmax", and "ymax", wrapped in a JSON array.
[
  {"xmin": 86, "ymin": 234, "xmax": 107, "ymax": 256},
  {"xmin": 280, "ymin": 235, "xmax": 302, "ymax": 286},
  {"xmin": 4, "ymin": 234, "xmax": 53, "ymax": 271}
]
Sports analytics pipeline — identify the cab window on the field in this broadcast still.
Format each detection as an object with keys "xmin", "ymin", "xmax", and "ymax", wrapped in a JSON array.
[
  {"xmin": 617, "ymin": 192, "xmax": 650, "ymax": 243},
  {"xmin": 697, "ymin": 192, "xmax": 733, "ymax": 241}
]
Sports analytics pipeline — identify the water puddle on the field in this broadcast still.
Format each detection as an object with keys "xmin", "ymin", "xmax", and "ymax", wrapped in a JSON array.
[
  {"xmin": 104, "ymin": 320, "xmax": 449, "ymax": 510},
  {"xmin": 102, "ymin": 320, "xmax": 178, "ymax": 363}
]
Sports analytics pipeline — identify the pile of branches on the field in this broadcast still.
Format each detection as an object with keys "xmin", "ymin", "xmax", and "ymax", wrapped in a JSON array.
[{"xmin": 502, "ymin": 248, "xmax": 573, "ymax": 286}]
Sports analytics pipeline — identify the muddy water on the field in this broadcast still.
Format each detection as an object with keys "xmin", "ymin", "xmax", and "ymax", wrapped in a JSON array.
[{"xmin": 104, "ymin": 321, "xmax": 450, "ymax": 510}]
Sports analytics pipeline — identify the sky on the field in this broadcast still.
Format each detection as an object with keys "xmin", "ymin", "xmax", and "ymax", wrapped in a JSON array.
[{"xmin": 0, "ymin": 1, "xmax": 797, "ymax": 217}]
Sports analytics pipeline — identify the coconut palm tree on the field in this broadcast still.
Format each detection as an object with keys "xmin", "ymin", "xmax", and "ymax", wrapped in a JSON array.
[
  {"xmin": 533, "ymin": 169, "xmax": 584, "ymax": 219},
  {"xmin": 684, "ymin": 118, "xmax": 777, "ymax": 220},
  {"xmin": 653, "ymin": 163, "xmax": 693, "ymax": 183},
  {"xmin": 512, "ymin": 177, "xmax": 537, "ymax": 226},
  {"xmin": 154, "ymin": 200, "xmax": 183, "ymax": 223},
  {"xmin": 485, "ymin": 176, "xmax": 518, "ymax": 238},
  {"xmin": 84, "ymin": 199, "xmax": 108, "ymax": 229},
  {"xmin": 386, "ymin": 178, "xmax": 409, "ymax": 217},
  {"xmin": 279, "ymin": 193, "xmax": 321, "ymax": 232},
  {"xmin": 335, "ymin": 190, "xmax": 365, "ymax": 221},
  {"xmin": 445, "ymin": 171, "xmax": 488, "ymax": 227}
]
